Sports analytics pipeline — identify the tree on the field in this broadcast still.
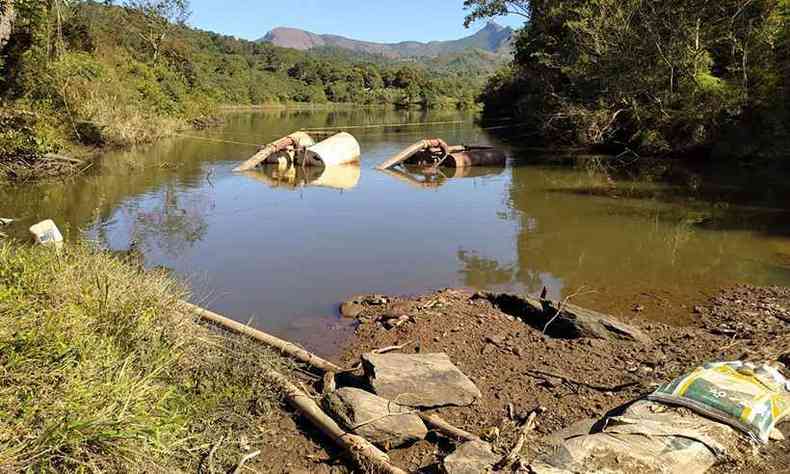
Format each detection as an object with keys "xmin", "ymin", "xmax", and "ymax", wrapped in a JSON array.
[
  {"xmin": 475, "ymin": 0, "xmax": 787, "ymax": 155},
  {"xmin": 123, "ymin": 0, "xmax": 190, "ymax": 63},
  {"xmin": 463, "ymin": 0, "xmax": 529, "ymax": 27}
]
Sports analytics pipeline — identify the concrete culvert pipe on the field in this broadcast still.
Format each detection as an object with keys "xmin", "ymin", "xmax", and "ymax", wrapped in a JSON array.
[{"xmin": 300, "ymin": 132, "xmax": 361, "ymax": 167}]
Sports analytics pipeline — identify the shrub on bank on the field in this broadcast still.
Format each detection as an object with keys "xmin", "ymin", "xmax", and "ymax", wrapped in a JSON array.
[{"xmin": 0, "ymin": 242, "xmax": 291, "ymax": 472}]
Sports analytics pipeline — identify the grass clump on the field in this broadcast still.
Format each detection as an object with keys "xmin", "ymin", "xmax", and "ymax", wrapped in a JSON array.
[{"xmin": 0, "ymin": 242, "xmax": 293, "ymax": 472}]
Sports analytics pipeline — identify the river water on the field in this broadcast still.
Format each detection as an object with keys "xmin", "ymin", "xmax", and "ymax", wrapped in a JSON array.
[{"xmin": 3, "ymin": 109, "xmax": 790, "ymax": 354}]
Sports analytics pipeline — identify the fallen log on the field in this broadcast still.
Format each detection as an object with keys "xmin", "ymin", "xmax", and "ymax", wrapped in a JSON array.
[
  {"xmin": 266, "ymin": 369, "xmax": 408, "ymax": 474},
  {"xmin": 183, "ymin": 302, "xmax": 343, "ymax": 373}
]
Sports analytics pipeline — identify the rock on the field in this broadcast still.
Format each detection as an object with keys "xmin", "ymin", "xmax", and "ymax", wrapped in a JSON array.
[
  {"xmin": 362, "ymin": 353, "xmax": 482, "ymax": 408},
  {"xmin": 339, "ymin": 301, "xmax": 364, "ymax": 318},
  {"xmin": 481, "ymin": 292, "xmax": 650, "ymax": 343},
  {"xmin": 0, "ymin": 218, "xmax": 13, "ymax": 226},
  {"xmin": 443, "ymin": 440, "xmax": 499, "ymax": 474},
  {"xmin": 29, "ymin": 219, "xmax": 64, "ymax": 248},
  {"xmin": 484, "ymin": 335, "xmax": 506, "ymax": 347},
  {"xmin": 324, "ymin": 388, "xmax": 427, "ymax": 449},
  {"xmin": 779, "ymin": 352, "xmax": 790, "ymax": 368},
  {"xmin": 545, "ymin": 418, "xmax": 597, "ymax": 446}
]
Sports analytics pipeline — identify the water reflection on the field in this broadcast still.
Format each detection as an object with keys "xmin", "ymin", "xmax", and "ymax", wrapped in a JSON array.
[
  {"xmin": 243, "ymin": 163, "xmax": 361, "ymax": 191},
  {"xmin": 379, "ymin": 165, "xmax": 505, "ymax": 189},
  {"xmin": 2, "ymin": 109, "xmax": 790, "ymax": 353}
]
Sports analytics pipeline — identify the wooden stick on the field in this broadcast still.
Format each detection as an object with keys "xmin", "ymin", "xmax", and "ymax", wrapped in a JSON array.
[
  {"xmin": 232, "ymin": 450, "xmax": 260, "ymax": 474},
  {"xmin": 526, "ymin": 369, "xmax": 639, "ymax": 392},
  {"xmin": 183, "ymin": 302, "xmax": 343, "ymax": 374},
  {"xmin": 495, "ymin": 411, "xmax": 537, "ymax": 470},
  {"xmin": 266, "ymin": 370, "xmax": 408, "ymax": 474},
  {"xmin": 419, "ymin": 414, "xmax": 480, "ymax": 442}
]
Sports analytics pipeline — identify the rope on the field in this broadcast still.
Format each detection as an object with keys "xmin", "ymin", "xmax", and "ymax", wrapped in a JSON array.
[
  {"xmin": 171, "ymin": 133, "xmax": 262, "ymax": 147},
  {"xmin": 300, "ymin": 119, "xmax": 470, "ymax": 132}
]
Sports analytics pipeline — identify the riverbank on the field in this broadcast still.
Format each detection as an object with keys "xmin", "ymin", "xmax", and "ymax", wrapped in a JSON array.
[
  {"xmin": 2, "ymin": 235, "xmax": 788, "ymax": 472},
  {"xmin": 334, "ymin": 286, "xmax": 790, "ymax": 473},
  {"xmin": 0, "ymin": 242, "xmax": 298, "ymax": 472}
]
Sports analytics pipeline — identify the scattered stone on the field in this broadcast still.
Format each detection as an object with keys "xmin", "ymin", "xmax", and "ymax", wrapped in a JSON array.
[
  {"xmin": 339, "ymin": 301, "xmax": 365, "ymax": 318},
  {"xmin": 693, "ymin": 306, "xmax": 705, "ymax": 314},
  {"xmin": 484, "ymin": 335, "xmax": 506, "ymax": 347},
  {"xmin": 324, "ymin": 388, "xmax": 427, "ymax": 449},
  {"xmin": 362, "ymin": 353, "xmax": 482, "ymax": 408},
  {"xmin": 633, "ymin": 304, "xmax": 645, "ymax": 312},
  {"xmin": 443, "ymin": 440, "xmax": 499, "ymax": 474}
]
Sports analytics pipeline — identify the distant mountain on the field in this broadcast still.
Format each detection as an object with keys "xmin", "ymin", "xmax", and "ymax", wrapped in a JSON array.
[{"xmin": 259, "ymin": 22, "xmax": 514, "ymax": 59}]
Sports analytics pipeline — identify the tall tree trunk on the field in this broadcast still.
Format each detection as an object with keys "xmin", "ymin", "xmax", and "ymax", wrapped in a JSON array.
[{"xmin": 0, "ymin": 0, "xmax": 14, "ymax": 50}]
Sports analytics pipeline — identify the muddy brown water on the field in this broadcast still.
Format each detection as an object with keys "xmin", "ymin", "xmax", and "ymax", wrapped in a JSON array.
[{"xmin": 2, "ymin": 109, "xmax": 790, "ymax": 355}]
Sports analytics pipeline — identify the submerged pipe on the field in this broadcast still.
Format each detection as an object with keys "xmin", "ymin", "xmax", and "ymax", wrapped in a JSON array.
[
  {"xmin": 233, "ymin": 132, "xmax": 315, "ymax": 172},
  {"xmin": 376, "ymin": 139, "xmax": 453, "ymax": 170}
]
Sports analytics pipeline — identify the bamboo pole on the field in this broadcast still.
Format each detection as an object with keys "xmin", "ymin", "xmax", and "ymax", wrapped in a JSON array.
[
  {"xmin": 183, "ymin": 302, "xmax": 343, "ymax": 373},
  {"xmin": 266, "ymin": 370, "xmax": 408, "ymax": 474}
]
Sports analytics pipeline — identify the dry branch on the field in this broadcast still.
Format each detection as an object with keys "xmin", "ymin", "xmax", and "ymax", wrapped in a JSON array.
[
  {"xmin": 183, "ymin": 302, "xmax": 343, "ymax": 374},
  {"xmin": 266, "ymin": 370, "xmax": 408, "ymax": 474},
  {"xmin": 419, "ymin": 413, "xmax": 480, "ymax": 442}
]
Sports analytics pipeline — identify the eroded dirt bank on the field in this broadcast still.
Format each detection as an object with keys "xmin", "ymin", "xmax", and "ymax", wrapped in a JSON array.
[
  {"xmin": 337, "ymin": 286, "xmax": 789, "ymax": 473},
  {"xmin": 253, "ymin": 285, "xmax": 789, "ymax": 473}
]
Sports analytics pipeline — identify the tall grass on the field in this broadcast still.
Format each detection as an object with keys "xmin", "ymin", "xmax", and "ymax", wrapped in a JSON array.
[{"xmin": 0, "ymin": 243, "xmax": 292, "ymax": 472}]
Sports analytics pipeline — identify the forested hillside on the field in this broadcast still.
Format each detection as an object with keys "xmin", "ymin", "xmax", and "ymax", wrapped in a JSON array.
[
  {"xmin": 0, "ymin": 0, "xmax": 492, "ymax": 178},
  {"xmin": 469, "ymin": 0, "xmax": 790, "ymax": 159}
]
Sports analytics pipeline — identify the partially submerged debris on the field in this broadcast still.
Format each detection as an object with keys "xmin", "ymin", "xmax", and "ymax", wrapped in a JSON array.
[
  {"xmin": 377, "ymin": 138, "xmax": 506, "ymax": 171},
  {"xmin": 362, "ymin": 353, "xmax": 482, "ymax": 408},
  {"xmin": 233, "ymin": 131, "xmax": 360, "ymax": 172}
]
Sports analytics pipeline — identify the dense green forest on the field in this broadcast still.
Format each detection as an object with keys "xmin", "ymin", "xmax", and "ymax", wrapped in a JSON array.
[
  {"xmin": 468, "ymin": 0, "xmax": 790, "ymax": 159},
  {"xmin": 0, "ymin": 0, "xmax": 492, "ymax": 177}
]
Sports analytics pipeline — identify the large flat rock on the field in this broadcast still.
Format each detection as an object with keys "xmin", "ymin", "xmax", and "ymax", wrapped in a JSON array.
[
  {"xmin": 443, "ymin": 440, "xmax": 499, "ymax": 474},
  {"xmin": 325, "ymin": 387, "xmax": 426, "ymax": 449},
  {"xmin": 362, "ymin": 353, "xmax": 481, "ymax": 408}
]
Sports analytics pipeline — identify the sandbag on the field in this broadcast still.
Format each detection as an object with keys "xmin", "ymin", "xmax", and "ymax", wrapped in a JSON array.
[{"xmin": 649, "ymin": 361, "xmax": 790, "ymax": 443}]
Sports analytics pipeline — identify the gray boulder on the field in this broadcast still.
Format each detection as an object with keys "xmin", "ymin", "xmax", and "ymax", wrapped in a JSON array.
[
  {"xmin": 324, "ymin": 387, "xmax": 427, "ymax": 449},
  {"xmin": 362, "ymin": 353, "xmax": 481, "ymax": 408}
]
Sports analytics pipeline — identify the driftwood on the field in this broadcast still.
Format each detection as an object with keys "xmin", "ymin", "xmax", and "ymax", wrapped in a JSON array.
[
  {"xmin": 266, "ymin": 370, "xmax": 408, "ymax": 474},
  {"xmin": 183, "ymin": 302, "xmax": 343, "ymax": 373},
  {"xmin": 420, "ymin": 413, "xmax": 481, "ymax": 442},
  {"xmin": 495, "ymin": 411, "xmax": 538, "ymax": 470},
  {"xmin": 43, "ymin": 153, "xmax": 85, "ymax": 165}
]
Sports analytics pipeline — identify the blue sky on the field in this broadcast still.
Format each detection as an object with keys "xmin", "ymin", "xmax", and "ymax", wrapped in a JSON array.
[{"xmin": 188, "ymin": 1, "xmax": 525, "ymax": 42}]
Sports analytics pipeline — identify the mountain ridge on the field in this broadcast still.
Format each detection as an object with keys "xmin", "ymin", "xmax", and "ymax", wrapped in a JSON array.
[{"xmin": 259, "ymin": 22, "xmax": 513, "ymax": 59}]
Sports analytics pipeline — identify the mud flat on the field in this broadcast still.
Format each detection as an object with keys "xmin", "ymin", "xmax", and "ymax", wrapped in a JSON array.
[{"xmin": 330, "ymin": 285, "xmax": 790, "ymax": 473}]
